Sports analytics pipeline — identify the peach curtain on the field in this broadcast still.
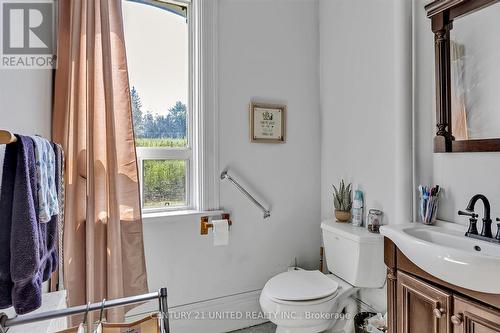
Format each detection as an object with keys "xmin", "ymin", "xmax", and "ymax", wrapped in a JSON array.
[{"xmin": 52, "ymin": 0, "xmax": 148, "ymax": 323}]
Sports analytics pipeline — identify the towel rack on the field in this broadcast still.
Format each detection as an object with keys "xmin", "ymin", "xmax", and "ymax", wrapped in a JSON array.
[
  {"xmin": 220, "ymin": 170, "xmax": 271, "ymax": 219},
  {"xmin": 0, "ymin": 288, "xmax": 170, "ymax": 332},
  {"xmin": 0, "ymin": 130, "xmax": 17, "ymax": 144}
]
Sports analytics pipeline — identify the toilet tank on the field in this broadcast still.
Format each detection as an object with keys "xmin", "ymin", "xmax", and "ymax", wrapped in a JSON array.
[{"xmin": 321, "ymin": 219, "xmax": 385, "ymax": 288}]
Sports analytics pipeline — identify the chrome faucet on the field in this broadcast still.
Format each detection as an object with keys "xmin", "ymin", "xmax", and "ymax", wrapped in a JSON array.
[{"xmin": 459, "ymin": 194, "xmax": 493, "ymax": 239}]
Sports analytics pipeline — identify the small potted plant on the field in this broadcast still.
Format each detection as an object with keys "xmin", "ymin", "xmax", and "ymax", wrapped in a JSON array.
[{"xmin": 333, "ymin": 180, "xmax": 352, "ymax": 223}]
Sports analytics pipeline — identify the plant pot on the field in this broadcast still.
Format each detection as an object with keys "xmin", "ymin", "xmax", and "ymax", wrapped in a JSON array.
[{"xmin": 335, "ymin": 210, "xmax": 351, "ymax": 223}]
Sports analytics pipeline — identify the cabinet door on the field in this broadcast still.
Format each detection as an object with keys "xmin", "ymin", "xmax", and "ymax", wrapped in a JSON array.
[
  {"xmin": 452, "ymin": 296, "xmax": 500, "ymax": 333},
  {"xmin": 397, "ymin": 271, "xmax": 452, "ymax": 333}
]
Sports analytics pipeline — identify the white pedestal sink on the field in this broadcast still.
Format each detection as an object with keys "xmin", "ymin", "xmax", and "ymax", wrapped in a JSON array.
[{"xmin": 381, "ymin": 221, "xmax": 500, "ymax": 294}]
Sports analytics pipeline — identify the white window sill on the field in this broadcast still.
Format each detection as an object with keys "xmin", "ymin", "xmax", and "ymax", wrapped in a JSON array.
[{"xmin": 142, "ymin": 209, "xmax": 225, "ymax": 223}]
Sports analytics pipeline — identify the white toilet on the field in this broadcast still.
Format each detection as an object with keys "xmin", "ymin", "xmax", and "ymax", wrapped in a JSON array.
[{"xmin": 259, "ymin": 220, "xmax": 386, "ymax": 333}]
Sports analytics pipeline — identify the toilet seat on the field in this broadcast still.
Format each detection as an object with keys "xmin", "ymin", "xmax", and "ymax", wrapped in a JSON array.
[
  {"xmin": 263, "ymin": 288, "xmax": 339, "ymax": 306},
  {"xmin": 259, "ymin": 272, "xmax": 356, "ymax": 333},
  {"xmin": 264, "ymin": 270, "xmax": 340, "ymax": 304}
]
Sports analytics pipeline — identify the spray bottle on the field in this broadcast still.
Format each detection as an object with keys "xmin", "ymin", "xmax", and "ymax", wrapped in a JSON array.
[{"xmin": 352, "ymin": 189, "xmax": 364, "ymax": 227}]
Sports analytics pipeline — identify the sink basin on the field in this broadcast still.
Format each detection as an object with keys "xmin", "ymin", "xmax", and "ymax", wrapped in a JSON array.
[{"xmin": 381, "ymin": 222, "xmax": 500, "ymax": 294}]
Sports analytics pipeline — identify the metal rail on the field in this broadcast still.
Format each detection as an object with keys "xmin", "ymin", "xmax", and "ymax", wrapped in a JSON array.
[
  {"xmin": 0, "ymin": 288, "xmax": 169, "ymax": 332},
  {"xmin": 220, "ymin": 170, "xmax": 271, "ymax": 219}
]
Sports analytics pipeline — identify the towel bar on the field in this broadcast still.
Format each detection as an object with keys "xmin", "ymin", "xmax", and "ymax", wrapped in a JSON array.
[
  {"xmin": 0, "ymin": 130, "xmax": 17, "ymax": 144},
  {"xmin": 220, "ymin": 170, "xmax": 271, "ymax": 219},
  {"xmin": 0, "ymin": 288, "xmax": 170, "ymax": 332}
]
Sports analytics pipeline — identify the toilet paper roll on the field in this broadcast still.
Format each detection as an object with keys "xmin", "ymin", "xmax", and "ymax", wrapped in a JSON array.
[{"xmin": 212, "ymin": 219, "xmax": 229, "ymax": 246}]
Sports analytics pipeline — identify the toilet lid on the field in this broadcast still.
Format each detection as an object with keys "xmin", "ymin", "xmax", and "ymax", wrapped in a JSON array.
[{"xmin": 265, "ymin": 270, "xmax": 339, "ymax": 301}]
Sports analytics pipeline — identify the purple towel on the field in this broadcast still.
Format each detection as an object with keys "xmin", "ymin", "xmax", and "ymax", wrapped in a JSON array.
[
  {"xmin": 0, "ymin": 140, "xmax": 17, "ymax": 309},
  {"xmin": 0, "ymin": 135, "xmax": 59, "ymax": 314}
]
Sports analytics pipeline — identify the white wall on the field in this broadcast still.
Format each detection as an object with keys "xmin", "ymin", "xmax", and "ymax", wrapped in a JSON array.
[
  {"xmin": 143, "ymin": 0, "xmax": 321, "ymax": 310},
  {"xmin": 319, "ymin": 0, "xmax": 412, "ymax": 226},
  {"xmin": 0, "ymin": 70, "xmax": 53, "ymax": 179},
  {"xmin": 0, "ymin": 70, "xmax": 52, "ymax": 137},
  {"xmin": 318, "ymin": 0, "xmax": 412, "ymax": 312},
  {"xmin": 413, "ymin": 0, "xmax": 500, "ymax": 224}
]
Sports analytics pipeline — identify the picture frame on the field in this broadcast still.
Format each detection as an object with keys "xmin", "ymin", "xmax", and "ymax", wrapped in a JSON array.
[{"xmin": 249, "ymin": 102, "xmax": 286, "ymax": 143}]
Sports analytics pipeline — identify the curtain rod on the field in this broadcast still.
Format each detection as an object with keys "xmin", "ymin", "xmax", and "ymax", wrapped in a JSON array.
[
  {"xmin": 0, "ymin": 130, "xmax": 17, "ymax": 144},
  {"xmin": 0, "ymin": 288, "xmax": 169, "ymax": 331}
]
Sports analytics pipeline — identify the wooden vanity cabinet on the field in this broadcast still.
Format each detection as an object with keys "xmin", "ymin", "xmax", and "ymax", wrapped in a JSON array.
[
  {"xmin": 452, "ymin": 297, "xmax": 500, "ymax": 333},
  {"xmin": 385, "ymin": 238, "xmax": 500, "ymax": 333},
  {"xmin": 397, "ymin": 271, "xmax": 452, "ymax": 333}
]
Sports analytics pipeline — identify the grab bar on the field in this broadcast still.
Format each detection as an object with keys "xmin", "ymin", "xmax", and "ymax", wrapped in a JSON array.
[
  {"xmin": 0, "ymin": 288, "xmax": 170, "ymax": 330},
  {"xmin": 221, "ymin": 170, "xmax": 271, "ymax": 219}
]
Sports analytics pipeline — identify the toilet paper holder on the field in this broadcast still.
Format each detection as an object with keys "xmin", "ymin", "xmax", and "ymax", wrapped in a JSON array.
[{"xmin": 200, "ymin": 213, "xmax": 232, "ymax": 235}]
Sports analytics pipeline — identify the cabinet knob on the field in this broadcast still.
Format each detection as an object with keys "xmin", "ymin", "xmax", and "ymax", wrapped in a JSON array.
[
  {"xmin": 451, "ymin": 314, "xmax": 463, "ymax": 325},
  {"xmin": 433, "ymin": 308, "xmax": 445, "ymax": 318}
]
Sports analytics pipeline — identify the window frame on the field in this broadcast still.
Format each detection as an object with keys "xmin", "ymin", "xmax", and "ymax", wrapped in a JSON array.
[
  {"xmin": 128, "ymin": 0, "xmax": 197, "ymax": 213},
  {"xmin": 137, "ymin": 149, "xmax": 192, "ymax": 212}
]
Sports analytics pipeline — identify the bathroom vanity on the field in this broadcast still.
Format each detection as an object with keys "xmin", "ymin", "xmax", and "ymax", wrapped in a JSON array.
[{"xmin": 382, "ymin": 224, "xmax": 500, "ymax": 333}]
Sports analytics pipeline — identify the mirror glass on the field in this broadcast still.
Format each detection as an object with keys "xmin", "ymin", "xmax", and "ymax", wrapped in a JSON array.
[{"xmin": 450, "ymin": 3, "xmax": 500, "ymax": 140}]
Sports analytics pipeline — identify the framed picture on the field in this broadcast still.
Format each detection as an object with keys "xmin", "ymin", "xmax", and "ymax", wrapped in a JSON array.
[{"xmin": 250, "ymin": 102, "xmax": 286, "ymax": 143}]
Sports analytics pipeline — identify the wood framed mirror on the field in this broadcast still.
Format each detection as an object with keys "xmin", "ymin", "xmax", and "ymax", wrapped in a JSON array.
[{"xmin": 426, "ymin": 0, "xmax": 500, "ymax": 152}]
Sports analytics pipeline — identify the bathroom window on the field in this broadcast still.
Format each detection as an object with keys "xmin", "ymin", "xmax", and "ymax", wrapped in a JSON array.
[{"xmin": 123, "ymin": 0, "xmax": 194, "ymax": 212}]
